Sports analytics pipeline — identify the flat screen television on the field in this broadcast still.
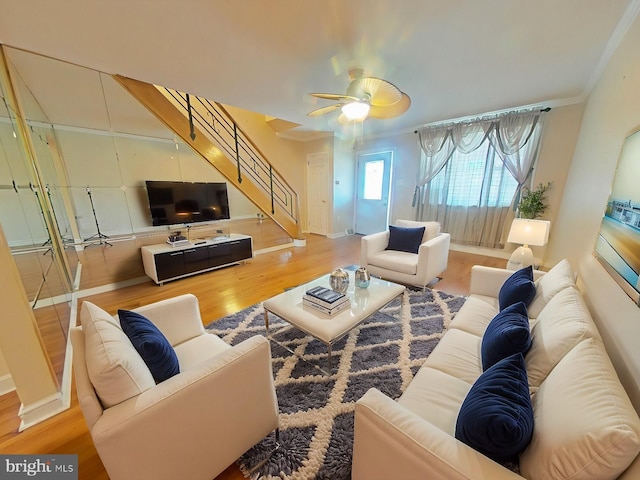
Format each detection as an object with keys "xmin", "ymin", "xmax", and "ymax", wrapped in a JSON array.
[{"xmin": 145, "ymin": 180, "xmax": 230, "ymax": 226}]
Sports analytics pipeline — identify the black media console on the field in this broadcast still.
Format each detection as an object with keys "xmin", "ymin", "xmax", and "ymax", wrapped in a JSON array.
[{"xmin": 141, "ymin": 234, "xmax": 252, "ymax": 285}]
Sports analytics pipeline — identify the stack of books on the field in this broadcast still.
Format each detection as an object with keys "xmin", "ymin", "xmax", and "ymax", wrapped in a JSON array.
[{"xmin": 303, "ymin": 286, "xmax": 351, "ymax": 316}]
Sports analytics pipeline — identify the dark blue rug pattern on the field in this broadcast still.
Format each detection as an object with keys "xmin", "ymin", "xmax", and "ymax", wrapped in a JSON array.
[{"xmin": 206, "ymin": 288, "xmax": 465, "ymax": 479}]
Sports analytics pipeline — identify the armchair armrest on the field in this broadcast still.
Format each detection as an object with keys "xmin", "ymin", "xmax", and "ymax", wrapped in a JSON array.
[
  {"xmin": 92, "ymin": 335, "xmax": 278, "ymax": 480},
  {"xmin": 416, "ymin": 233, "xmax": 450, "ymax": 282},
  {"xmin": 132, "ymin": 293, "xmax": 205, "ymax": 346},
  {"xmin": 469, "ymin": 266, "xmax": 545, "ymax": 298},
  {"xmin": 361, "ymin": 231, "xmax": 390, "ymax": 265},
  {"xmin": 353, "ymin": 388, "xmax": 523, "ymax": 480}
]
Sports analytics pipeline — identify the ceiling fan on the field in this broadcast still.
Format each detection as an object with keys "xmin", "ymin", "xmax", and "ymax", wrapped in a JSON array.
[{"xmin": 308, "ymin": 68, "xmax": 411, "ymax": 123}]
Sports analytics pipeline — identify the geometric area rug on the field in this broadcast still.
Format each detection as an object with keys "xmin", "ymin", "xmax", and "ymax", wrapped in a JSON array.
[{"xmin": 206, "ymin": 288, "xmax": 467, "ymax": 480}]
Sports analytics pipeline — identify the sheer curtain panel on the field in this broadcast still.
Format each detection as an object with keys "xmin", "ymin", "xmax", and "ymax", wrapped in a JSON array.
[{"xmin": 414, "ymin": 109, "xmax": 547, "ymax": 248}]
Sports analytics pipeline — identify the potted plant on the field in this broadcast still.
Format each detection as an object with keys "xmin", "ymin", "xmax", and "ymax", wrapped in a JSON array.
[{"xmin": 517, "ymin": 182, "xmax": 552, "ymax": 219}]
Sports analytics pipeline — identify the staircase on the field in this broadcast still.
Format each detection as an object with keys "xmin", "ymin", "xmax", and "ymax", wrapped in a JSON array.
[{"xmin": 113, "ymin": 75, "xmax": 303, "ymax": 241}]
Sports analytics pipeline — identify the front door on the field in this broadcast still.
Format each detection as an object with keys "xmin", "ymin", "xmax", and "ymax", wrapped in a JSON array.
[{"xmin": 355, "ymin": 150, "xmax": 392, "ymax": 235}]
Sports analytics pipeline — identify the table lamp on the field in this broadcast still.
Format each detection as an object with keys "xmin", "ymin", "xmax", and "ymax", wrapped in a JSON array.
[{"xmin": 506, "ymin": 219, "xmax": 550, "ymax": 271}]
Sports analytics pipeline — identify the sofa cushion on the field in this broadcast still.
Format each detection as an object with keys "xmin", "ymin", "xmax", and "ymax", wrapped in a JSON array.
[
  {"xmin": 481, "ymin": 302, "xmax": 531, "ymax": 371},
  {"xmin": 525, "ymin": 286, "xmax": 602, "ymax": 388},
  {"xmin": 455, "ymin": 353, "xmax": 534, "ymax": 464},
  {"xmin": 448, "ymin": 295, "xmax": 499, "ymax": 337},
  {"xmin": 527, "ymin": 258, "xmax": 575, "ymax": 318},
  {"xmin": 520, "ymin": 338, "xmax": 640, "ymax": 480},
  {"xmin": 173, "ymin": 332, "xmax": 230, "ymax": 371},
  {"xmin": 421, "ymin": 328, "xmax": 483, "ymax": 385},
  {"xmin": 399, "ymin": 366, "xmax": 474, "ymax": 435},
  {"xmin": 368, "ymin": 250, "xmax": 418, "ymax": 275},
  {"xmin": 395, "ymin": 219, "xmax": 440, "ymax": 243},
  {"xmin": 498, "ymin": 266, "xmax": 536, "ymax": 310},
  {"xmin": 118, "ymin": 309, "xmax": 180, "ymax": 383},
  {"xmin": 80, "ymin": 302, "xmax": 155, "ymax": 408},
  {"xmin": 386, "ymin": 225, "xmax": 425, "ymax": 254}
]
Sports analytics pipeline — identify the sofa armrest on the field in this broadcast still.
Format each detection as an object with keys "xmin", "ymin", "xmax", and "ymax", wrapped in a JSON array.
[
  {"xmin": 353, "ymin": 388, "xmax": 523, "ymax": 480},
  {"xmin": 361, "ymin": 231, "xmax": 390, "ymax": 265},
  {"xmin": 132, "ymin": 293, "xmax": 205, "ymax": 346},
  {"xmin": 92, "ymin": 335, "xmax": 278, "ymax": 480},
  {"xmin": 469, "ymin": 266, "xmax": 545, "ymax": 298},
  {"xmin": 416, "ymin": 232, "xmax": 450, "ymax": 282}
]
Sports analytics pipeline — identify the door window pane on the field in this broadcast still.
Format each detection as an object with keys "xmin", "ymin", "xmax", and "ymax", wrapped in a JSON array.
[{"xmin": 363, "ymin": 160, "xmax": 384, "ymax": 200}]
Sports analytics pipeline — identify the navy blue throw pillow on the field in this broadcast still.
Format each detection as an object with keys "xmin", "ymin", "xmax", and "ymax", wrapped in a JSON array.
[
  {"xmin": 498, "ymin": 266, "xmax": 536, "ymax": 311},
  {"xmin": 118, "ymin": 309, "xmax": 180, "ymax": 383},
  {"xmin": 386, "ymin": 225, "xmax": 425, "ymax": 254},
  {"xmin": 455, "ymin": 353, "xmax": 534, "ymax": 464},
  {"xmin": 481, "ymin": 302, "xmax": 531, "ymax": 371}
]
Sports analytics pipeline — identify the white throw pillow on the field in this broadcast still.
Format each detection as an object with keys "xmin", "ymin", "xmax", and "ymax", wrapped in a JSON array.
[
  {"xmin": 81, "ymin": 301, "xmax": 155, "ymax": 408},
  {"xmin": 528, "ymin": 258, "xmax": 575, "ymax": 318},
  {"xmin": 520, "ymin": 338, "xmax": 640, "ymax": 480},
  {"xmin": 525, "ymin": 286, "xmax": 601, "ymax": 388}
]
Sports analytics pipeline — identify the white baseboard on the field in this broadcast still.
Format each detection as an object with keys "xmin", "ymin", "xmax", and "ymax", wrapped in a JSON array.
[
  {"xmin": 75, "ymin": 275, "xmax": 151, "ymax": 299},
  {"xmin": 18, "ymin": 392, "xmax": 67, "ymax": 431},
  {"xmin": 0, "ymin": 374, "xmax": 15, "ymax": 396},
  {"xmin": 450, "ymin": 242, "xmax": 510, "ymax": 260},
  {"xmin": 254, "ymin": 242, "xmax": 295, "ymax": 254}
]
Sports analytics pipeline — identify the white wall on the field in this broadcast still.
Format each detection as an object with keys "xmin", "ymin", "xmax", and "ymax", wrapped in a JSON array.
[
  {"xmin": 332, "ymin": 136, "xmax": 356, "ymax": 236},
  {"xmin": 546, "ymin": 10, "xmax": 640, "ymax": 410}
]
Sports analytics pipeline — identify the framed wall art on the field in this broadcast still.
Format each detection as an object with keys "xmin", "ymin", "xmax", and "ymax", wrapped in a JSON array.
[{"xmin": 594, "ymin": 127, "xmax": 640, "ymax": 306}]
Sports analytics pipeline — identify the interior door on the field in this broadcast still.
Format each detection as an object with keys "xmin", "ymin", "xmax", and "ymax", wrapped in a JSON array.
[
  {"xmin": 306, "ymin": 152, "xmax": 328, "ymax": 235},
  {"xmin": 355, "ymin": 151, "xmax": 392, "ymax": 235}
]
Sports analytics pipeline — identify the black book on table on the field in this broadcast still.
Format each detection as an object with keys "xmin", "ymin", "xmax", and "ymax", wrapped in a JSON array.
[{"xmin": 305, "ymin": 286, "xmax": 345, "ymax": 304}]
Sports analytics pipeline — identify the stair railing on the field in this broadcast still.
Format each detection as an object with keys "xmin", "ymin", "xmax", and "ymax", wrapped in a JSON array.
[{"xmin": 162, "ymin": 88, "xmax": 299, "ymax": 228}]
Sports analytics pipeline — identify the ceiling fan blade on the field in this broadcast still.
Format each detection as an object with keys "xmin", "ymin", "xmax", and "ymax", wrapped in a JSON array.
[
  {"xmin": 309, "ymin": 93, "xmax": 359, "ymax": 101},
  {"xmin": 357, "ymin": 77, "xmax": 403, "ymax": 106},
  {"xmin": 368, "ymin": 93, "xmax": 411, "ymax": 119},
  {"xmin": 307, "ymin": 104, "xmax": 343, "ymax": 117}
]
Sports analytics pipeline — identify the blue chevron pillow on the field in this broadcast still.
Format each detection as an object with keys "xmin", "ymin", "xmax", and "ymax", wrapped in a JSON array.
[
  {"xmin": 481, "ymin": 301, "xmax": 531, "ymax": 370},
  {"xmin": 455, "ymin": 353, "xmax": 534, "ymax": 464},
  {"xmin": 118, "ymin": 309, "xmax": 180, "ymax": 383},
  {"xmin": 498, "ymin": 266, "xmax": 536, "ymax": 310}
]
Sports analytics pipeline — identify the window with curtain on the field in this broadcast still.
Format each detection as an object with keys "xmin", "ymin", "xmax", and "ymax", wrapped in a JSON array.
[
  {"xmin": 429, "ymin": 142, "xmax": 519, "ymax": 208},
  {"xmin": 415, "ymin": 109, "xmax": 547, "ymax": 248}
]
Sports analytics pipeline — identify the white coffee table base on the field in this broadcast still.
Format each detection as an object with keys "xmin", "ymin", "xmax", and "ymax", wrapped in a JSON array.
[{"xmin": 262, "ymin": 272, "xmax": 406, "ymax": 374}]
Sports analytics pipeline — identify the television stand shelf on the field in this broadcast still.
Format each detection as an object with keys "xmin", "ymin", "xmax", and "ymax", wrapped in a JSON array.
[{"xmin": 141, "ymin": 234, "xmax": 252, "ymax": 285}]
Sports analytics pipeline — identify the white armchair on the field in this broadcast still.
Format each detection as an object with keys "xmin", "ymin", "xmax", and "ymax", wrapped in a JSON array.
[
  {"xmin": 71, "ymin": 293, "xmax": 279, "ymax": 480},
  {"xmin": 361, "ymin": 220, "xmax": 450, "ymax": 289}
]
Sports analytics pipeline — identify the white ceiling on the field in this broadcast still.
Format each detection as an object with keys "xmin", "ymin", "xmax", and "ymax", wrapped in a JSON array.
[{"xmin": 0, "ymin": 0, "xmax": 638, "ymax": 140}]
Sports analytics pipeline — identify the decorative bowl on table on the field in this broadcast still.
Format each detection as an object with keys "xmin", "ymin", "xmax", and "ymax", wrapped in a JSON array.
[{"xmin": 329, "ymin": 268, "xmax": 349, "ymax": 293}]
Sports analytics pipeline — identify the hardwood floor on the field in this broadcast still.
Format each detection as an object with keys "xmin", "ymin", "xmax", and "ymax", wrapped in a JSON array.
[{"xmin": 0, "ymin": 233, "xmax": 504, "ymax": 480}]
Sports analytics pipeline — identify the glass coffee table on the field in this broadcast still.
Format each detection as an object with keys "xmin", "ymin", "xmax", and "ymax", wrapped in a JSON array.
[{"xmin": 263, "ymin": 271, "xmax": 405, "ymax": 373}]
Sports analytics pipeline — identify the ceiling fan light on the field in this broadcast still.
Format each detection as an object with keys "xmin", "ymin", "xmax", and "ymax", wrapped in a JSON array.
[{"xmin": 341, "ymin": 101, "xmax": 370, "ymax": 120}]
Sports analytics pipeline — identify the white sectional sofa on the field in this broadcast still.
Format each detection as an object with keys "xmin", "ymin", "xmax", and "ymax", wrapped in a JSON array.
[{"xmin": 352, "ymin": 260, "xmax": 640, "ymax": 480}]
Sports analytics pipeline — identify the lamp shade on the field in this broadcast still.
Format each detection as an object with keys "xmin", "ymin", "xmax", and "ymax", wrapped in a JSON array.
[{"xmin": 507, "ymin": 219, "xmax": 550, "ymax": 247}]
